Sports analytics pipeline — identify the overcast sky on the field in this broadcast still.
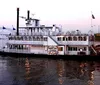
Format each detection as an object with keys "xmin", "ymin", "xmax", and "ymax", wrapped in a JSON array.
[{"xmin": 0, "ymin": 0, "xmax": 100, "ymax": 33}]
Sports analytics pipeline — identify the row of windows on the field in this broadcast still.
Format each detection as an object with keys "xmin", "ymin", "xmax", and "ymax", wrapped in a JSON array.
[
  {"xmin": 8, "ymin": 44, "xmax": 44, "ymax": 49},
  {"xmin": 57, "ymin": 36, "xmax": 87, "ymax": 41},
  {"xmin": 8, "ymin": 44, "xmax": 87, "ymax": 52},
  {"xmin": 58, "ymin": 46, "xmax": 87, "ymax": 51},
  {"xmin": 8, "ymin": 44, "xmax": 28, "ymax": 49},
  {"xmin": 68, "ymin": 47, "xmax": 86, "ymax": 51},
  {"xmin": 8, "ymin": 36, "xmax": 48, "ymax": 41}
]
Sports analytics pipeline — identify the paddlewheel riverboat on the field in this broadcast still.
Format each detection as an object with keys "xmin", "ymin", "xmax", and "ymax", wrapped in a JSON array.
[{"xmin": 0, "ymin": 8, "xmax": 96, "ymax": 56}]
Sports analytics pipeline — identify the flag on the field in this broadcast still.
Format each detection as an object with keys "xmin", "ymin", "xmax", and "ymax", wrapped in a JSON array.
[
  {"xmin": 13, "ymin": 27, "xmax": 16, "ymax": 30},
  {"xmin": 2, "ymin": 26, "xmax": 6, "ymax": 29},
  {"xmin": 12, "ymin": 25, "xmax": 16, "ymax": 30},
  {"xmin": 92, "ymin": 14, "xmax": 95, "ymax": 19}
]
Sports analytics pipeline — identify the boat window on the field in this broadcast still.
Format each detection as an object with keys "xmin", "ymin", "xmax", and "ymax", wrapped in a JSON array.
[
  {"xmin": 78, "ymin": 36, "xmax": 82, "ymax": 41},
  {"xmin": 83, "ymin": 36, "xmax": 87, "ymax": 41},
  {"xmin": 84, "ymin": 47, "xmax": 86, "ymax": 51},
  {"xmin": 80, "ymin": 37, "xmax": 83, "ymax": 41},
  {"xmin": 73, "ymin": 36, "xmax": 77, "ymax": 41},
  {"xmin": 57, "ymin": 37, "xmax": 61, "ymax": 41},
  {"xmin": 61, "ymin": 47, "xmax": 63, "ymax": 51},
  {"xmin": 68, "ymin": 47, "xmax": 72, "ymax": 51},
  {"xmin": 68, "ymin": 47, "xmax": 77, "ymax": 51},
  {"xmin": 33, "ymin": 36, "xmax": 35, "ymax": 40},
  {"xmin": 46, "ymin": 37, "xmax": 48, "ymax": 41},
  {"xmin": 40, "ymin": 36, "xmax": 43, "ymax": 41},
  {"xmin": 44, "ymin": 37, "xmax": 47, "ymax": 41},
  {"xmin": 68, "ymin": 37, "xmax": 72, "ymax": 41},
  {"xmin": 73, "ymin": 47, "xmax": 77, "ymax": 51},
  {"xmin": 36, "ymin": 37, "xmax": 39, "ymax": 41},
  {"xmin": 66, "ymin": 37, "xmax": 67, "ymax": 41},
  {"xmin": 58, "ymin": 47, "xmax": 63, "ymax": 51},
  {"xmin": 63, "ymin": 37, "xmax": 65, "ymax": 41}
]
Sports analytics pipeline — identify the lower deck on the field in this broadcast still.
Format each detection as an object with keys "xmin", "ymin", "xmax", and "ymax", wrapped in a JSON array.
[
  {"xmin": 3, "ymin": 44, "xmax": 91, "ymax": 55},
  {"xmin": 0, "ymin": 50, "xmax": 99, "ymax": 61}
]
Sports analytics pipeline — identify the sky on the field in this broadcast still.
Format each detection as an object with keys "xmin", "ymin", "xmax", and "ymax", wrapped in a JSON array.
[{"xmin": 0, "ymin": 0, "xmax": 100, "ymax": 33}]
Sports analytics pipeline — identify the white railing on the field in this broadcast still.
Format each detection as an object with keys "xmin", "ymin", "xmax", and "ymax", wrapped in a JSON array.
[
  {"xmin": 3, "ymin": 48, "xmax": 48, "ymax": 54},
  {"xmin": 5, "ymin": 49, "xmax": 30, "ymax": 53},
  {"xmin": 8, "ymin": 40, "xmax": 43, "ymax": 45}
]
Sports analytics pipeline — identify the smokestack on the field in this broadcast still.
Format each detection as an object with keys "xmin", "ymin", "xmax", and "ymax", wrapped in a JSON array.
[
  {"xmin": 27, "ymin": 10, "xmax": 30, "ymax": 19},
  {"xmin": 16, "ymin": 8, "xmax": 19, "ymax": 36}
]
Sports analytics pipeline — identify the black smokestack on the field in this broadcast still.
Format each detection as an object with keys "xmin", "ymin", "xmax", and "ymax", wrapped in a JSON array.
[
  {"xmin": 27, "ymin": 10, "xmax": 30, "ymax": 19},
  {"xmin": 16, "ymin": 8, "xmax": 19, "ymax": 36}
]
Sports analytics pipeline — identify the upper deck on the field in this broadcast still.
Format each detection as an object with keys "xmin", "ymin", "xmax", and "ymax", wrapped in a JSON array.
[
  {"xmin": 7, "ymin": 33, "xmax": 94, "ymax": 46},
  {"xmin": 1, "ymin": 8, "xmax": 95, "ymax": 47}
]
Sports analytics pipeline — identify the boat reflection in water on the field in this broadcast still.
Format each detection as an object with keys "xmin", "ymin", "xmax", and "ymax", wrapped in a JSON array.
[{"xmin": 0, "ymin": 56, "xmax": 100, "ymax": 85}]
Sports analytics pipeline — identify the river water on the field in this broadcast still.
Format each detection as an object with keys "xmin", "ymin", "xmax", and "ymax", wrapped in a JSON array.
[{"xmin": 0, "ymin": 56, "xmax": 100, "ymax": 85}]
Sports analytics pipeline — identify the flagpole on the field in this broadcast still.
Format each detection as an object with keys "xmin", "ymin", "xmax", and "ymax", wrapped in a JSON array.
[
  {"xmin": 12, "ymin": 25, "xmax": 14, "ymax": 28},
  {"xmin": 90, "ymin": 11, "xmax": 94, "ymax": 46},
  {"xmin": 91, "ymin": 11, "xmax": 95, "ymax": 35}
]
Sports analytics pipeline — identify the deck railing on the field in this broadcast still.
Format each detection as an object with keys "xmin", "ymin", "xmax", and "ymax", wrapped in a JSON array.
[{"xmin": 2, "ymin": 49, "xmax": 47, "ymax": 54}]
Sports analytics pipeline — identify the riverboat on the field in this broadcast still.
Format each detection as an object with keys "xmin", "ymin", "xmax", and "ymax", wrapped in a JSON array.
[{"xmin": 0, "ymin": 8, "xmax": 96, "ymax": 56}]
